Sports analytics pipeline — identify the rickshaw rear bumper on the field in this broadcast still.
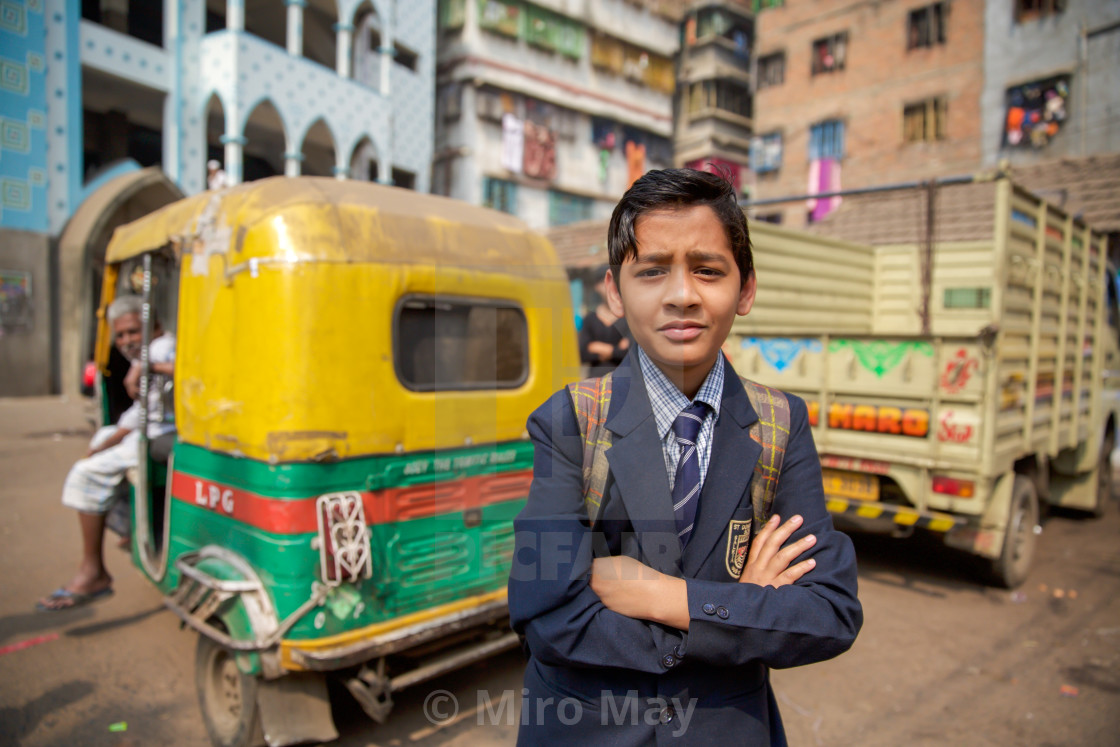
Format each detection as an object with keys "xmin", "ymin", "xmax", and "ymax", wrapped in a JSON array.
[{"xmin": 280, "ymin": 591, "xmax": 512, "ymax": 672}]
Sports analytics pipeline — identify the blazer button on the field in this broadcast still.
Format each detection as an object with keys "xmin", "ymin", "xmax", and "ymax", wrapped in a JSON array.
[
  {"xmin": 716, "ymin": 606, "xmax": 730, "ymax": 619},
  {"xmin": 660, "ymin": 706, "xmax": 675, "ymax": 724},
  {"xmin": 662, "ymin": 653, "xmax": 676, "ymax": 668},
  {"xmin": 702, "ymin": 603, "xmax": 716, "ymax": 615}
]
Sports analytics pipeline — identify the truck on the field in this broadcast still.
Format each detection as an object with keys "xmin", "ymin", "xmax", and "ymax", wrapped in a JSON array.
[{"xmin": 731, "ymin": 175, "xmax": 1118, "ymax": 588}]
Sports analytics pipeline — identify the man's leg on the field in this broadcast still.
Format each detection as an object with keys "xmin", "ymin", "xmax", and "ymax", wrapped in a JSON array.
[{"xmin": 39, "ymin": 442, "xmax": 136, "ymax": 609}]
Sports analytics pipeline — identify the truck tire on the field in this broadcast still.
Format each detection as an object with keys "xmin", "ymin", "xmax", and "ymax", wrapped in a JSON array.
[
  {"xmin": 1092, "ymin": 432, "xmax": 1115, "ymax": 519},
  {"xmin": 990, "ymin": 475, "xmax": 1039, "ymax": 589},
  {"xmin": 196, "ymin": 634, "xmax": 263, "ymax": 747}
]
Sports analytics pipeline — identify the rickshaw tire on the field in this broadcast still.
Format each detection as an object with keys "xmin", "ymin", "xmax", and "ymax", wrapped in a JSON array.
[{"xmin": 196, "ymin": 634, "xmax": 264, "ymax": 747}]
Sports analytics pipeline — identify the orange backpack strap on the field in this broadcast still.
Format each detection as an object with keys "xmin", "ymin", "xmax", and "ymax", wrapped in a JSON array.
[
  {"xmin": 739, "ymin": 377, "xmax": 791, "ymax": 536},
  {"xmin": 566, "ymin": 372, "xmax": 613, "ymax": 526}
]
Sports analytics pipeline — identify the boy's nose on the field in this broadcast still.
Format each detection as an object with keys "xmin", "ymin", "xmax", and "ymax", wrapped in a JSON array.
[{"xmin": 665, "ymin": 269, "xmax": 701, "ymax": 307}]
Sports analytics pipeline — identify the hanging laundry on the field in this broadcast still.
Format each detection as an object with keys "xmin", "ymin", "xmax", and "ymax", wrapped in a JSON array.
[
  {"xmin": 523, "ymin": 120, "xmax": 557, "ymax": 180},
  {"xmin": 1003, "ymin": 76, "xmax": 1069, "ymax": 149},
  {"xmin": 626, "ymin": 140, "xmax": 646, "ymax": 190},
  {"xmin": 501, "ymin": 113, "xmax": 524, "ymax": 174},
  {"xmin": 807, "ymin": 158, "xmax": 841, "ymax": 222}
]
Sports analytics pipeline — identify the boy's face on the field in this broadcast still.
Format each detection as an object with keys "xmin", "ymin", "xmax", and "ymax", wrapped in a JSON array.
[{"xmin": 605, "ymin": 204, "xmax": 755, "ymax": 395}]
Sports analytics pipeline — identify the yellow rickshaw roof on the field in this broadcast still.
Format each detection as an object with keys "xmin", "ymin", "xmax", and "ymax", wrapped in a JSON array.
[{"xmin": 105, "ymin": 176, "xmax": 557, "ymax": 270}]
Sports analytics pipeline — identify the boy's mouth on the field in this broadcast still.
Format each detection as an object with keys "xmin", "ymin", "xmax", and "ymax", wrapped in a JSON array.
[{"xmin": 659, "ymin": 321, "xmax": 705, "ymax": 342}]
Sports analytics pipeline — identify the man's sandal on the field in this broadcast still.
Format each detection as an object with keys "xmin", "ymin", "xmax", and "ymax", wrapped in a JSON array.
[{"xmin": 35, "ymin": 586, "xmax": 114, "ymax": 612}]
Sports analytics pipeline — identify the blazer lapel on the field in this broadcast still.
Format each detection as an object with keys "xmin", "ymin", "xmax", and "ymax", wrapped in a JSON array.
[
  {"xmin": 604, "ymin": 352, "xmax": 683, "ymax": 573},
  {"xmin": 682, "ymin": 369, "xmax": 762, "ymax": 577}
]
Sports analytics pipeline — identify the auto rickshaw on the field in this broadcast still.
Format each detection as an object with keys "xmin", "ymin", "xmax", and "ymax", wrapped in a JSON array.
[{"xmin": 93, "ymin": 177, "xmax": 580, "ymax": 746}]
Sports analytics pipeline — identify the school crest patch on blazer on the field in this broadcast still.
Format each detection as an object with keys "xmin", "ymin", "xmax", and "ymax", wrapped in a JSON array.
[{"xmin": 726, "ymin": 519, "xmax": 752, "ymax": 578}]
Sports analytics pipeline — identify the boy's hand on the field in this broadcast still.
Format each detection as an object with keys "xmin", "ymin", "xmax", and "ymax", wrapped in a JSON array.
[
  {"xmin": 591, "ymin": 556, "xmax": 689, "ymax": 630},
  {"xmin": 739, "ymin": 514, "xmax": 817, "ymax": 588}
]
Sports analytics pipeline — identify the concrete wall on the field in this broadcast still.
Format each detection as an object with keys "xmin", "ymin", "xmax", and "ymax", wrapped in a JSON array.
[
  {"xmin": 982, "ymin": 0, "xmax": 1120, "ymax": 166},
  {"xmin": 0, "ymin": 230, "xmax": 54, "ymax": 396}
]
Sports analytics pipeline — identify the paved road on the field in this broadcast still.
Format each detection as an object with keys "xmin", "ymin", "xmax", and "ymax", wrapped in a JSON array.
[{"xmin": 2, "ymin": 397, "xmax": 1118, "ymax": 746}]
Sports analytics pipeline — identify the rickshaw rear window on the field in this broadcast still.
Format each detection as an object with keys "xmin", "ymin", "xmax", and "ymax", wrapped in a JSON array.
[{"xmin": 395, "ymin": 297, "xmax": 528, "ymax": 390}]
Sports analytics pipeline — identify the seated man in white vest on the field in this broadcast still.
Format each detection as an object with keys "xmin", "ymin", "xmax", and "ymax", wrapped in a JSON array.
[{"xmin": 37, "ymin": 295, "xmax": 176, "ymax": 611}]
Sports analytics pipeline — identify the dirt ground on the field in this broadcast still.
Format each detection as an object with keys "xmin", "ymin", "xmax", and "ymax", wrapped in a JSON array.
[{"xmin": 1, "ymin": 396, "xmax": 1118, "ymax": 747}]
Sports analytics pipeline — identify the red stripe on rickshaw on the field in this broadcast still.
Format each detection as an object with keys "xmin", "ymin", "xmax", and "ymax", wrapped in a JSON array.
[{"xmin": 169, "ymin": 470, "xmax": 532, "ymax": 535}]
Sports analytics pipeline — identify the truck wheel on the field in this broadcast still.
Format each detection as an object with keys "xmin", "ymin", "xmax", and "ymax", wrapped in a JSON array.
[
  {"xmin": 990, "ymin": 475, "xmax": 1039, "ymax": 589},
  {"xmin": 196, "ymin": 635, "xmax": 262, "ymax": 747},
  {"xmin": 1092, "ymin": 433, "xmax": 1115, "ymax": 519}
]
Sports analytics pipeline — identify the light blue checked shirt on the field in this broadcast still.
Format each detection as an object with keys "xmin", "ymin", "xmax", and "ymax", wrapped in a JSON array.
[{"xmin": 637, "ymin": 347, "xmax": 724, "ymax": 493}]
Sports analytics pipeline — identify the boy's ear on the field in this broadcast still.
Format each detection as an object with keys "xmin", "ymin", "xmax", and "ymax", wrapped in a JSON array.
[
  {"xmin": 736, "ymin": 269, "xmax": 757, "ymax": 316},
  {"xmin": 605, "ymin": 268, "xmax": 625, "ymax": 318}
]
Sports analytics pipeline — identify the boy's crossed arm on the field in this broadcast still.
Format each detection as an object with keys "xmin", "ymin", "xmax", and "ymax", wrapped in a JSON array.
[{"xmin": 590, "ymin": 513, "xmax": 817, "ymax": 630}]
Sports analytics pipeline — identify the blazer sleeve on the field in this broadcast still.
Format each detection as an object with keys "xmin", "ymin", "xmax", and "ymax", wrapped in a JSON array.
[
  {"xmin": 680, "ymin": 394, "xmax": 863, "ymax": 669},
  {"xmin": 508, "ymin": 390, "xmax": 685, "ymax": 673}
]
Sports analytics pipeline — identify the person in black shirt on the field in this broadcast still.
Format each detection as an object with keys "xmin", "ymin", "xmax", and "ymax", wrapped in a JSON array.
[{"xmin": 579, "ymin": 264, "xmax": 629, "ymax": 376}]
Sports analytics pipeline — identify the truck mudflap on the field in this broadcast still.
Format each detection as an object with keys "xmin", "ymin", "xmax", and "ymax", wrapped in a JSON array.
[{"xmin": 825, "ymin": 498, "xmax": 964, "ymax": 533}]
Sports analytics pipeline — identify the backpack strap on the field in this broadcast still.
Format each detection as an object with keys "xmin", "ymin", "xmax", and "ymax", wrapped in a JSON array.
[
  {"xmin": 566, "ymin": 372, "xmax": 791, "ymax": 538},
  {"xmin": 739, "ymin": 377, "xmax": 791, "ymax": 537},
  {"xmin": 567, "ymin": 373, "xmax": 614, "ymax": 526}
]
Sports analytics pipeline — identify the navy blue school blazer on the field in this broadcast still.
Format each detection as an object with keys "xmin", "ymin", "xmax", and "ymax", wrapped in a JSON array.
[{"xmin": 508, "ymin": 351, "xmax": 862, "ymax": 745}]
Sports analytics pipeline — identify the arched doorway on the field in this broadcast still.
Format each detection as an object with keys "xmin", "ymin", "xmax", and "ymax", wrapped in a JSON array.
[
  {"xmin": 57, "ymin": 167, "xmax": 184, "ymax": 395},
  {"xmin": 242, "ymin": 99, "xmax": 286, "ymax": 182},
  {"xmin": 349, "ymin": 135, "xmax": 379, "ymax": 182},
  {"xmin": 301, "ymin": 119, "xmax": 338, "ymax": 177},
  {"xmin": 204, "ymin": 92, "xmax": 227, "ymax": 185},
  {"xmin": 351, "ymin": 0, "xmax": 381, "ymax": 88},
  {"xmin": 303, "ymin": 0, "xmax": 338, "ymax": 71}
]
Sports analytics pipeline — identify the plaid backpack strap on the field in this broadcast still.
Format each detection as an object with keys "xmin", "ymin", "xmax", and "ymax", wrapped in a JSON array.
[
  {"xmin": 739, "ymin": 377, "xmax": 791, "ymax": 536},
  {"xmin": 566, "ymin": 372, "xmax": 614, "ymax": 526}
]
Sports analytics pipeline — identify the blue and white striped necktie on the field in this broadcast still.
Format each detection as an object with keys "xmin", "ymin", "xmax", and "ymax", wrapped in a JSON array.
[{"xmin": 671, "ymin": 402, "xmax": 708, "ymax": 547}]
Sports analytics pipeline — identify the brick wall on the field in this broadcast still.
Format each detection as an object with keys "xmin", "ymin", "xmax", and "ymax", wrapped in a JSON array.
[{"xmin": 751, "ymin": 0, "xmax": 985, "ymax": 228}]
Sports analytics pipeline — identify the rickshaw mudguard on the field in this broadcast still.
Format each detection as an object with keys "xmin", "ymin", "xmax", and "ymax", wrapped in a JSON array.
[{"xmin": 166, "ymin": 545, "xmax": 287, "ymax": 678}]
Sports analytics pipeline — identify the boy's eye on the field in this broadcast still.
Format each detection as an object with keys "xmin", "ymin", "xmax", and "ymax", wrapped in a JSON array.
[
  {"xmin": 636, "ymin": 267, "xmax": 666, "ymax": 278},
  {"xmin": 696, "ymin": 267, "xmax": 724, "ymax": 277}
]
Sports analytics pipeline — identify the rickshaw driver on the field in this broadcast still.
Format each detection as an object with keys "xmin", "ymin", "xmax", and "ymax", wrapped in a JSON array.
[{"xmin": 37, "ymin": 295, "xmax": 176, "ymax": 611}]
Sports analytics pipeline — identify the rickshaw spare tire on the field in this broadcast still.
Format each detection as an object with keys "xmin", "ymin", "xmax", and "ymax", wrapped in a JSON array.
[{"xmin": 196, "ymin": 634, "xmax": 264, "ymax": 747}]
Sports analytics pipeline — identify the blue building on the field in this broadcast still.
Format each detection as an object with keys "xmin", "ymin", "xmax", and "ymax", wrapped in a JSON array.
[{"xmin": 0, "ymin": 0, "xmax": 435, "ymax": 395}]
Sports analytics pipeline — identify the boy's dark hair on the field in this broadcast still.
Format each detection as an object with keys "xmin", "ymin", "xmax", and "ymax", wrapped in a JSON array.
[{"xmin": 607, "ymin": 168, "xmax": 753, "ymax": 285}]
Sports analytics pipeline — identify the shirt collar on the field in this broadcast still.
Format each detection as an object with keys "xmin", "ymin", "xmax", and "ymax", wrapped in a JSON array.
[{"xmin": 637, "ymin": 347, "xmax": 725, "ymax": 441}]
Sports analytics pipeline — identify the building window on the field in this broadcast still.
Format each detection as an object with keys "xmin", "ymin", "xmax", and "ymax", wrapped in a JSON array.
[
  {"xmin": 591, "ymin": 33, "xmax": 675, "ymax": 93},
  {"xmin": 688, "ymin": 80, "xmax": 752, "ymax": 120},
  {"xmin": 549, "ymin": 190, "xmax": 594, "ymax": 226},
  {"xmin": 908, "ymin": 3, "xmax": 947, "ymax": 49},
  {"xmin": 395, "ymin": 297, "xmax": 528, "ymax": 390},
  {"xmin": 394, "ymin": 43, "xmax": 418, "ymax": 72},
  {"xmin": 1015, "ymin": 0, "xmax": 1066, "ymax": 23},
  {"xmin": 483, "ymin": 177, "xmax": 518, "ymax": 214},
  {"xmin": 392, "ymin": 168, "xmax": 416, "ymax": 190},
  {"xmin": 811, "ymin": 32, "xmax": 847, "ymax": 75},
  {"xmin": 1004, "ymin": 75, "xmax": 1070, "ymax": 148},
  {"xmin": 476, "ymin": 87, "xmax": 506, "ymax": 122},
  {"xmin": 752, "ymin": 0, "xmax": 785, "ymax": 10},
  {"xmin": 439, "ymin": 84, "xmax": 462, "ymax": 122},
  {"xmin": 439, "ymin": 0, "xmax": 466, "ymax": 30},
  {"xmin": 757, "ymin": 52, "xmax": 785, "ymax": 89},
  {"xmin": 689, "ymin": 6, "xmax": 753, "ymax": 57},
  {"xmin": 478, "ymin": 0, "xmax": 521, "ymax": 38},
  {"xmin": 750, "ymin": 132, "xmax": 783, "ymax": 173},
  {"xmin": 809, "ymin": 120, "xmax": 845, "ymax": 160},
  {"xmin": 903, "ymin": 98, "xmax": 947, "ymax": 142}
]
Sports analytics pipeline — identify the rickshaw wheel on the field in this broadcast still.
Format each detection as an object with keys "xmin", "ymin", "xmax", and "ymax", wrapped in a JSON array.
[{"xmin": 196, "ymin": 635, "xmax": 262, "ymax": 747}]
